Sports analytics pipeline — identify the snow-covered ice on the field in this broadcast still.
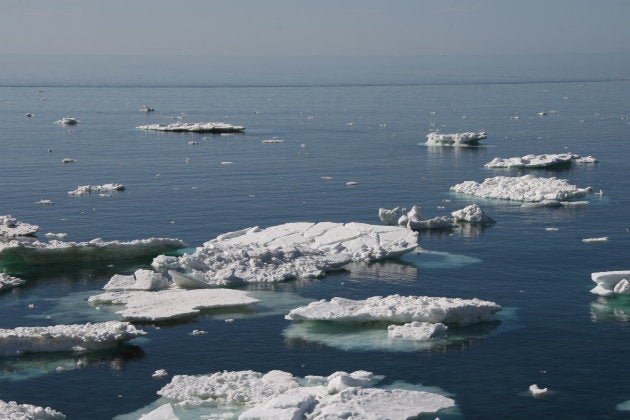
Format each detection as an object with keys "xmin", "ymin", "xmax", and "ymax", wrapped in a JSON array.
[
  {"xmin": 450, "ymin": 175, "xmax": 592, "ymax": 203},
  {"xmin": 88, "ymin": 288, "xmax": 260, "ymax": 321},
  {"xmin": 0, "ymin": 400, "xmax": 66, "ymax": 419},
  {"xmin": 0, "ymin": 321, "xmax": 145, "ymax": 356},
  {"xmin": 286, "ymin": 294, "xmax": 501, "ymax": 326},
  {"xmin": 582, "ymin": 237, "xmax": 608, "ymax": 243},
  {"xmin": 590, "ymin": 271, "xmax": 630, "ymax": 296},
  {"xmin": 485, "ymin": 153, "xmax": 598, "ymax": 169},
  {"xmin": 426, "ymin": 131, "xmax": 487, "ymax": 146},
  {"xmin": 104, "ymin": 269, "xmax": 170, "ymax": 291},
  {"xmin": 68, "ymin": 183, "xmax": 125, "ymax": 196},
  {"xmin": 137, "ymin": 122, "xmax": 245, "ymax": 133},
  {"xmin": 451, "ymin": 204, "xmax": 496, "ymax": 224},
  {"xmin": 0, "ymin": 215, "xmax": 39, "ymax": 237},
  {"xmin": 387, "ymin": 321, "xmax": 448, "ymax": 340},
  {"xmin": 529, "ymin": 384, "xmax": 549, "ymax": 399},
  {"xmin": 152, "ymin": 222, "xmax": 418, "ymax": 287},
  {"xmin": 0, "ymin": 273, "xmax": 25, "ymax": 291},
  {"xmin": 380, "ymin": 204, "xmax": 494, "ymax": 231}
]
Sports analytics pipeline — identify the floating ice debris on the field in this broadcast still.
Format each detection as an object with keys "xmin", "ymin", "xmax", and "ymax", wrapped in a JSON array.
[
  {"xmin": 139, "ymin": 105, "xmax": 155, "ymax": 112},
  {"xmin": 0, "ymin": 273, "xmax": 25, "ymax": 291},
  {"xmin": 286, "ymin": 294, "xmax": 501, "ymax": 327},
  {"xmin": 387, "ymin": 321, "xmax": 448, "ymax": 340},
  {"xmin": 537, "ymin": 112, "xmax": 547, "ymax": 116},
  {"xmin": 25, "ymin": 112, "xmax": 33, "ymax": 117},
  {"xmin": 590, "ymin": 271, "xmax": 630, "ymax": 297},
  {"xmin": 529, "ymin": 384, "xmax": 549, "ymax": 399},
  {"xmin": 103, "ymin": 269, "xmax": 170, "ymax": 291},
  {"xmin": 0, "ymin": 321, "xmax": 145, "ymax": 356},
  {"xmin": 151, "ymin": 222, "xmax": 418, "ymax": 287},
  {"xmin": 187, "ymin": 140, "xmax": 198, "ymax": 146},
  {"xmin": 137, "ymin": 122, "xmax": 244, "ymax": 133},
  {"xmin": 220, "ymin": 161, "xmax": 233, "ymax": 165},
  {"xmin": 426, "ymin": 131, "xmax": 487, "ymax": 146},
  {"xmin": 545, "ymin": 227, "xmax": 560, "ymax": 231},
  {"xmin": 408, "ymin": 215, "xmax": 456, "ymax": 231},
  {"xmin": 485, "ymin": 153, "xmax": 598, "ymax": 169},
  {"xmin": 0, "ymin": 237, "xmax": 186, "ymax": 268},
  {"xmin": 451, "ymin": 204, "xmax": 496, "ymax": 224},
  {"xmin": 378, "ymin": 207, "xmax": 404, "ymax": 226},
  {"xmin": 88, "ymin": 289, "xmax": 259, "ymax": 322},
  {"xmin": 55, "ymin": 116, "xmax": 79, "ymax": 125},
  {"xmin": 61, "ymin": 158, "xmax": 77, "ymax": 164},
  {"xmin": 582, "ymin": 237, "xmax": 608, "ymax": 243},
  {"xmin": 68, "ymin": 183, "xmax": 125, "ymax": 196},
  {"xmin": 191, "ymin": 330, "xmax": 207, "ymax": 336},
  {"xmin": 0, "ymin": 215, "xmax": 39, "ymax": 237},
  {"xmin": 35, "ymin": 199, "xmax": 54, "ymax": 205},
  {"xmin": 0, "ymin": 400, "xmax": 65, "ymax": 419},
  {"xmin": 262, "ymin": 137, "xmax": 285, "ymax": 143},
  {"xmin": 152, "ymin": 369, "xmax": 168, "ymax": 379},
  {"xmin": 155, "ymin": 369, "xmax": 454, "ymax": 419},
  {"xmin": 451, "ymin": 175, "xmax": 592, "ymax": 203}
]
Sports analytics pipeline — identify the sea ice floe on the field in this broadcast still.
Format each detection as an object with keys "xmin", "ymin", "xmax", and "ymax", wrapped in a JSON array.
[
  {"xmin": 590, "ymin": 271, "xmax": 630, "ymax": 297},
  {"xmin": 55, "ymin": 116, "xmax": 79, "ymax": 125},
  {"xmin": 0, "ymin": 238, "xmax": 186, "ymax": 269},
  {"xmin": 45, "ymin": 232, "xmax": 68, "ymax": 240},
  {"xmin": 88, "ymin": 288, "xmax": 260, "ymax": 321},
  {"xmin": 529, "ymin": 384, "xmax": 549, "ymax": 399},
  {"xmin": 152, "ymin": 222, "xmax": 418, "ymax": 287},
  {"xmin": 484, "ymin": 153, "xmax": 598, "ymax": 169},
  {"xmin": 0, "ymin": 399, "xmax": 65, "ymax": 419},
  {"xmin": 0, "ymin": 273, "xmax": 25, "ymax": 291},
  {"xmin": 137, "ymin": 122, "xmax": 245, "ymax": 133},
  {"xmin": 285, "ymin": 294, "xmax": 501, "ymax": 326},
  {"xmin": 379, "ymin": 204, "xmax": 494, "ymax": 231},
  {"xmin": 151, "ymin": 369, "xmax": 454, "ymax": 419},
  {"xmin": 451, "ymin": 204, "xmax": 496, "ymax": 224},
  {"xmin": 450, "ymin": 175, "xmax": 592, "ymax": 203},
  {"xmin": 0, "ymin": 215, "xmax": 39, "ymax": 237},
  {"xmin": 426, "ymin": 131, "xmax": 487, "ymax": 146},
  {"xmin": 0, "ymin": 321, "xmax": 145, "ymax": 356},
  {"xmin": 67, "ymin": 183, "xmax": 125, "ymax": 196},
  {"xmin": 104, "ymin": 269, "xmax": 170, "ymax": 291},
  {"xmin": 582, "ymin": 237, "xmax": 608, "ymax": 243},
  {"xmin": 387, "ymin": 321, "xmax": 448, "ymax": 340}
]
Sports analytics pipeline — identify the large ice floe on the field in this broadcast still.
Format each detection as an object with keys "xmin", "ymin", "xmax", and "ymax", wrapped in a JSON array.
[
  {"xmin": 426, "ymin": 131, "xmax": 487, "ymax": 146},
  {"xmin": 590, "ymin": 271, "xmax": 630, "ymax": 297},
  {"xmin": 152, "ymin": 222, "xmax": 418, "ymax": 287},
  {"xmin": 0, "ymin": 273, "xmax": 25, "ymax": 291},
  {"xmin": 137, "ymin": 122, "xmax": 245, "ymax": 133},
  {"xmin": 67, "ymin": 183, "xmax": 125, "ymax": 196},
  {"xmin": 450, "ymin": 174, "xmax": 592, "ymax": 203},
  {"xmin": 0, "ymin": 215, "xmax": 39, "ymax": 237},
  {"xmin": 124, "ymin": 369, "xmax": 455, "ymax": 419},
  {"xmin": 0, "ymin": 238, "xmax": 186, "ymax": 270},
  {"xmin": 485, "ymin": 153, "xmax": 598, "ymax": 169},
  {"xmin": 0, "ymin": 321, "xmax": 145, "ymax": 356},
  {"xmin": 0, "ymin": 400, "xmax": 65, "ymax": 419}
]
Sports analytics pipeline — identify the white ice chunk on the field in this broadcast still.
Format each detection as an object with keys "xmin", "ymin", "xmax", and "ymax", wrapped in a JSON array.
[
  {"xmin": 151, "ymin": 222, "xmax": 418, "ymax": 287},
  {"xmin": 387, "ymin": 321, "xmax": 448, "ymax": 340},
  {"xmin": 0, "ymin": 215, "xmax": 39, "ymax": 237},
  {"xmin": 0, "ymin": 321, "xmax": 145, "ymax": 356},
  {"xmin": 0, "ymin": 273, "xmax": 26, "ymax": 291},
  {"xmin": 88, "ymin": 289, "xmax": 260, "ymax": 322},
  {"xmin": 451, "ymin": 204, "xmax": 496, "ymax": 224},
  {"xmin": 426, "ymin": 131, "xmax": 487, "ymax": 146},
  {"xmin": 55, "ymin": 116, "xmax": 79, "ymax": 125},
  {"xmin": 582, "ymin": 237, "xmax": 608, "ymax": 243},
  {"xmin": 0, "ymin": 400, "xmax": 65, "ymax": 419},
  {"xmin": 451, "ymin": 175, "xmax": 591, "ymax": 202},
  {"xmin": 139, "ymin": 403, "xmax": 178, "ymax": 420},
  {"xmin": 529, "ymin": 384, "xmax": 549, "ymax": 398},
  {"xmin": 104, "ymin": 269, "xmax": 170, "ymax": 291},
  {"xmin": 137, "ymin": 122, "xmax": 244, "ymax": 133},
  {"xmin": 68, "ymin": 183, "xmax": 125, "ymax": 196},
  {"xmin": 484, "ymin": 153, "xmax": 597, "ymax": 169},
  {"xmin": 377, "ymin": 207, "xmax": 403, "ymax": 226},
  {"xmin": 286, "ymin": 294, "xmax": 501, "ymax": 326},
  {"xmin": 590, "ymin": 271, "xmax": 630, "ymax": 296},
  {"xmin": 408, "ymin": 215, "xmax": 456, "ymax": 231},
  {"xmin": 239, "ymin": 388, "xmax": 319, "ymax": 420}
]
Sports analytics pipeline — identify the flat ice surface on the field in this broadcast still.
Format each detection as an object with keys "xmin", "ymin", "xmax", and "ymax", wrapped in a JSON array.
[
  {"xmin": 450, "ymin": 175, "xmax": 591, "ymax": 202},
  {"xmin": 426, "ymin": 131, "xmax": 487, "ymax": 146},
  {"xmin": 0, "ymin": 321, "xmax": 145, "ymax": 356},
  {"xmin": 139, "ymin": 403, "xmax": 178, "ymax": 420},
  {"xmin": 0, "ymin": 237, "xmax": 187, "ymax": 268},
  {"xmin": 88, "ymin": 288, "xmax": 260, "ymax": 321},
  {"xmin": 0, "ymin": 273, "xmax": 26, "ymax": 291},
  {"xmin": 67, "ymin": 183, "xmax": 125, "ymax": 196},
  {"xmin": 152, "ymin": 369, "xmax": 454, "ymax": 419},
  {"xmin": 0, "ymin": 399, "xmax": 66, "ymax": 419},
  {"xmin": 0, "ymin": 215, "xmax": 39, "ymax": 237},
  {"xmin": 590, "ymin": 271, "xmax": 630, "ymax": 296},
  {"xmin": 485, "ymin": 153, "xmax": 598, "ymax": 169},
  {"xmin": 286, "ymin": 294, "xmax": 501, "ymax": 326},
  {"xmin": 137, "ymin": 122, "xmax": 245, "ymax": 133},
  {"xmin": 387, "ymin": 321, "xmax": 448, "ymax": 340},
  {"xmin": 152, "ymin": 222, "xmax": 418, "ymax": 287},
  {"xmin": 104, "ymin": 269, "xmax": 170, "ymax": 291}
]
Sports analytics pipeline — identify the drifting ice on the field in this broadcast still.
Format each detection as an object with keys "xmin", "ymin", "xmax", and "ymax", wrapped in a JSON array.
[
  {"xmin": 137, "ymin": 122, "xmax": 245, "ymax": 133},
  {"xmin": 379, "ymin": 204, "xmax": 495, "ymax": 230},
  {"xmin": 485, "ymin": 153, "xmax": 598, "ymax": 169},
  {"xmin": 0, "ymin": 215, "xmax": 38, "ymax": 237},
  {"xmin": 426, "ymin": 131, "xmax": 487, "ymax": 146},
  {"xmin": 152, "ymin": 222, "xmax": 418, "ymax": 287},
  {"xmin": 387, "ymin": 322, "xmax": 448, "ymax": 340},
  {"xmin": 68, "ymin": 184, "xmax": 125, "ymax": 196},
  {"xmin": 285, "ymin": 294, "xmax": 501, "ymax": 327},
  {"xmin": 0, "ymin": 273, "xmax": 25, "ymax": 291},
  {"xmin": 0, "ymin": 400, "xmax": 65, "ymax": 419},
  {"xmin": 0, "ymin": 321, "xmax": 145, "ymax": 356},
  {"xmin": 590, "ymin": 271, "xmax": 630, "ymax": 296},
  {"xmin": 450, "ymin": 175, "xmax": 591, "ymax": 203},
  {"xmin": 451, "ymin": 204, "xmax": 496, "ymax": 224}
]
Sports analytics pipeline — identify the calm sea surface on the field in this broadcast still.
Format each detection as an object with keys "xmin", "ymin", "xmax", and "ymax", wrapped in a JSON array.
[{"xmin": 1, "ymin": 56, "xmax": 629, "ymax": 419}]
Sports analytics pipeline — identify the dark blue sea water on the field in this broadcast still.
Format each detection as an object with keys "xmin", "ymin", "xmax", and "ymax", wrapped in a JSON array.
[{"xmin": 1, "ymin": 55, "xmax": 629, "ymax": 419}]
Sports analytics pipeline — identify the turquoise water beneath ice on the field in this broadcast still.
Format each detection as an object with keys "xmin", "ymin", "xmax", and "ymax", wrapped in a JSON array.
[{"xmin": 1, "ymin": 56, "xmax": 630, "ymax": 418}]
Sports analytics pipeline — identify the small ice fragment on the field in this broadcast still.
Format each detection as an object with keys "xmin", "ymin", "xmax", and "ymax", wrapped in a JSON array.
[
  {"xmin": 346, "ymin": 181, "xmax": 358, "ymax": 186},
  {"xmin": 225, "ymin": 318, "xmax": 235, "ymax": 323},
  {"xmin": 545, "ymin": 227, "xmax": 559, "ymax": 231},
  {"xmin": 221, "ymin": 161, "xmax": 233, "ymax": 165},
  {"xmin": 529, "ymin": 384, "xmax": 549, "ymax": 398},
  {"xmin": 62, "ymin": 158, "xmax": 77, "ymax": 164},
  {"xmin": 582, "ymin": 237, "xmax": 608, "ymax": 243},
  {"xmin": 191, "ymin": 330, "xmax": 207, "ymax": 336},
  {"xmin": 152, "ymin": 369, "xmax": 169, "ymax": 379},
  {"xmin": 36, "ymin": 199, "xmax": 54, "ymax": 205}
]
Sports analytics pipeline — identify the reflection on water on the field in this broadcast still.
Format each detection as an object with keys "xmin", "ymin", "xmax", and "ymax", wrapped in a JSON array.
[
  {"xmin": 590, "ymin": 296, "xmax": 630, "ymax": 323},
  {"xmin": 400, "ymin": 250, "xmax": 482, "ymax": 270}
]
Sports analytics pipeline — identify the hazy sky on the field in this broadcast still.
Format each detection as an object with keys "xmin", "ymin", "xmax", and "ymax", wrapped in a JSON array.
[{"xmin": 2, "ymin": 0, "xmax": 630, "ymax": 56}]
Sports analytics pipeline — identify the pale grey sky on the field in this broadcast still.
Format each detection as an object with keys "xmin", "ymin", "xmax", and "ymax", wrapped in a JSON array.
[{"xmin": 1, "ymin": 0, "xmax": 629, "ymax": 56}]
